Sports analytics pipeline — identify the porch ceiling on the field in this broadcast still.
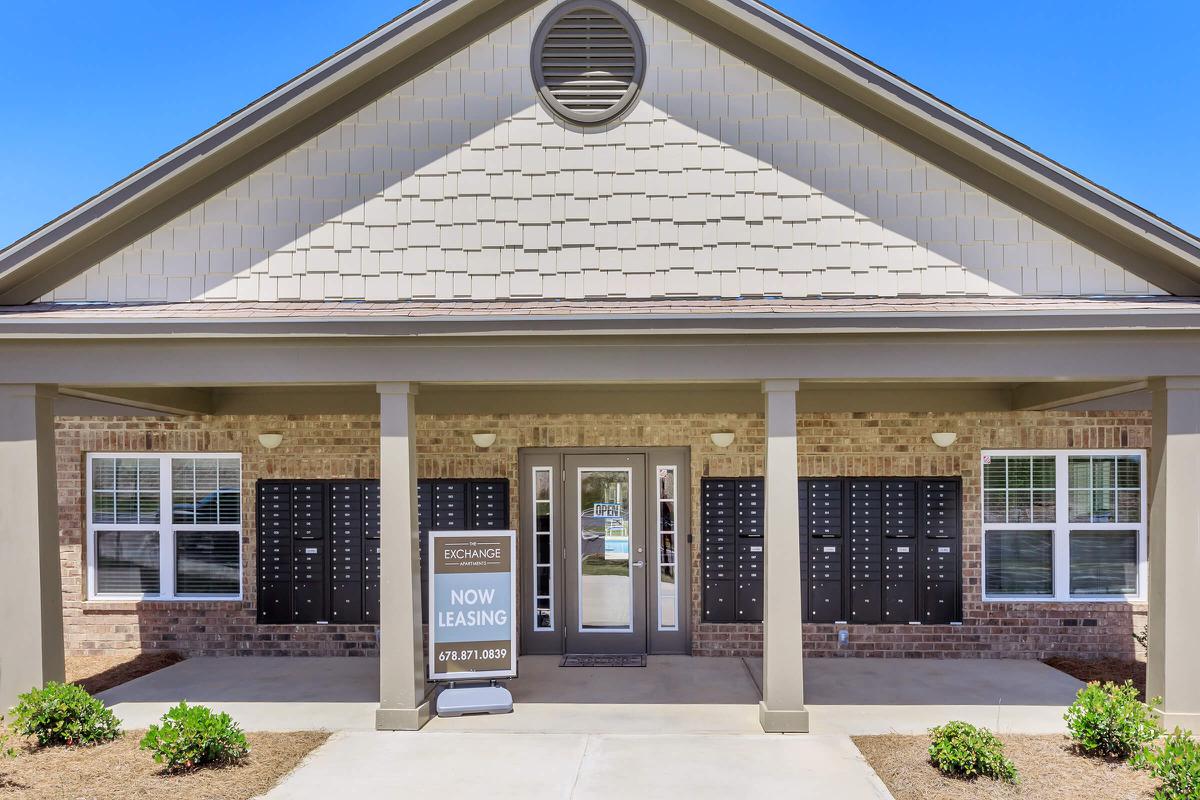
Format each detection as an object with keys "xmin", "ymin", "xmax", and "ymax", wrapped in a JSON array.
[{"xmin": 54, "ymin": 379, "xmax": 1151, "ymax": 418}]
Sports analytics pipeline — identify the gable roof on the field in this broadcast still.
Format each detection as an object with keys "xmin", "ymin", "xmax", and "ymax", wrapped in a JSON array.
[{"xmin": 2, "ymin": 0, "xmax": 1198, "ymax": 304}]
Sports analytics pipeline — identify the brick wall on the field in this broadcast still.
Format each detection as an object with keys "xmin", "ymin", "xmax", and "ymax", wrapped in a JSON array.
[{"xmin": 56, "ymin": 409, "xmax": 1150, "ymax": 660}]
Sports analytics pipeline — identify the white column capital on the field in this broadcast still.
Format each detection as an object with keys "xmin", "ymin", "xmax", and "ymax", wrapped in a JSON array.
[
  {"xmin": 377, "ymin": 382, "xmax": 419, "ymax": 397},
  {"xmin": 0, "ymin": 384, "xmax": 57, "ymax": 400},
  {"xmin": 761, "ymin": 379, "xmax": 800, "ymax": 394}
]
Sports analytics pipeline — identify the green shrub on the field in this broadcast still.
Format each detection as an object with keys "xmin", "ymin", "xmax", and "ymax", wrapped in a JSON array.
[
  {"xmin": 928, "ymin": 721, "xmax": 1018, "ymax": 783},
  {"xmin": 0, "ymin": 715, "xmax": 16, "ymax": 758},
  {"xmin": 139, "ymin": 702, "xmax": 249, "ymax": 772},
  {"xmin": 9, "ymin": 682, "xmax": 121, "ymax": 747},
  {"xmin": 1134, "ymin": 729, "xmax": 1200, "ymax": 800},
  {"xmin": 1065, "ymin": 680, "xmax": 1161, "ymax": 759}
]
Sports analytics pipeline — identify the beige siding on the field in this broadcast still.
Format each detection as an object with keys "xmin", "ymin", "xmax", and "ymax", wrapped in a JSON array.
[{"xmin": 44, "ymin": 0, "xmax": 1164, "ymax": 302}]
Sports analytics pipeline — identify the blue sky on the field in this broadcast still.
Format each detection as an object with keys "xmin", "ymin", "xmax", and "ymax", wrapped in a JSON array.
[{"xmin": 2, "ymin": 1, "xmax": 1197, "ymax": 249}]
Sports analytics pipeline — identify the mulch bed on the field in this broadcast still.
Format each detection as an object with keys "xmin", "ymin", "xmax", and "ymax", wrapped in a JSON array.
[
  {"xmin": 855, "ymin": 734, "xmax": 1157, "ymax": 800},
  {"xmin": 1043, "ymin": 657, "xmax": 1147, "ymax": 701},
  {"xmin": 66, "ymin": 652, "xmax": 185, "ymax": 695},
  {"xmin": 0, "ymin": 730, "xmax": 329, "ymax": 800}
]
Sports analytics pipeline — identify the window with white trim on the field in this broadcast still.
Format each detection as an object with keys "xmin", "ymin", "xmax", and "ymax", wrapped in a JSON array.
[
  {"xmin": 87, "ymin": 454, "xmax": 242, "ymax": 600},
  {"xmin": 655, "ymin": 465, "xmax": 679, "ymax": 631},
  {"xmin": 981, "ymin": 450, "xmax": 1145, "ymax": 602}
]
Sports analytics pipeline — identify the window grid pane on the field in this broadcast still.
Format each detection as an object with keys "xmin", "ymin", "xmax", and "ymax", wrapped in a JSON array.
[
  {"xmin": 982, "ymin": 455, "xmax": 1056, "ymax": 523},
  {"xmin": 175, "ymin": 531, "xmax": 241, "ymax": 595},
  {"xmin": 172, "ymin": 457, "xmax": 241, "ymax": 525},
  {"xmin": 656, "ymin": 466, "xmax": 678, "ymax": 631},
  {"xmin": 91, "ymin": 457, "xmax": 160, "ymax": 524},
  {"xmin": 985, "ymin": 529, "xmax": 1053, "ymax": 596},
  {"xmin": 1069, "ymin": 531, "xmax": 1138, "ymax": 596},
  {"xmin": 1067, "ymin": 455, "xmax": 1141, "ymax": 524},
  {"xmin": 532, "ymin": 467, "xmax": 554, "ymax": 631},
  {"xmin": 96, "ymin": 530, "xmax": 160, "ymax": 595}
]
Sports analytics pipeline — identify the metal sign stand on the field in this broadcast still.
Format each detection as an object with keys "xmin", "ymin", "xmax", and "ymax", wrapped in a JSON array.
[{"xmin": 435, "ymin": 679, "xmax": 513, "ymax": 717}]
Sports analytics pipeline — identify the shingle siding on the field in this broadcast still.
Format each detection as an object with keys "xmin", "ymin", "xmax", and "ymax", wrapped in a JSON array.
[{"xmin": 42, "ymin": 0, "xmax": 1164, "ymax": 303}]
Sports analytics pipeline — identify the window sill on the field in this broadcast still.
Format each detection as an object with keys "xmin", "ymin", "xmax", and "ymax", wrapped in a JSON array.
[
  {"xmin": 83, "ymin": 597, "xmax": 243, "ymax": 611},
  {"xmin": 981, "ymin": 596, "xmax": 1145, "ymax": 604}
]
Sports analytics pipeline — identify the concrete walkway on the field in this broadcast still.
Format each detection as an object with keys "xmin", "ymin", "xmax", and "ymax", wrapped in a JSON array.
[
  {"xmin": 97, "ymin": 654, "xmax": 1083, "ymax": 735},
  {"xmin": 261, "ymin": 731, "xmax": 893, "ymax": 800}
]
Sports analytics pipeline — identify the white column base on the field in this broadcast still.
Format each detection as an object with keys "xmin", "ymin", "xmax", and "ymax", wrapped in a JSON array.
[
  {"xmin": 376, "ymin": 700, "xmax": 432, "ymax": 731},
  {"xmin": 1157, "ymin": 709, "xmax": 1200, "ymax": 734},
  {"xmin": 759, "ymin": 701, "xmax": 810, "ymax": 733}
]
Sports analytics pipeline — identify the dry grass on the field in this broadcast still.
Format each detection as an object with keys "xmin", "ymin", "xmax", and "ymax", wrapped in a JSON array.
[
  {"xmin": 66, "ymin": 652, "xmax": 185, "ymax": 696},
  {"xmin": 855, "ymin": 734, "xmax": 1158, "ymax": 800},
  {"xmin": 1043, "ymin": 657, "xmax": 1148, "ymax": 701},
  {"xmin": 0, "ymin": 729, "xmax": 329, "ymax": 800}
]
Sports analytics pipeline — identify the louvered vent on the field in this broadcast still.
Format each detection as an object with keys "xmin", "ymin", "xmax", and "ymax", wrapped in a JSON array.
[{"xmin": 532, "ymin": 1, "xmax": 645, "ymax": 125}]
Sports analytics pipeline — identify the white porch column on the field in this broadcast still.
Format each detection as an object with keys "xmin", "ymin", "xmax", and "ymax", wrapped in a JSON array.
[
  {"xmin": 0, "ymin": 385, "xmax": 64, "ymax": 711},
  {"xmin": 1148, "ymin": 377, "xmax": 1200, "ymax": 731},
  {"xmin": 759, "ymin": 380, "xmax": 809, "ymax": 732},
  {"xmin": 375, "ymin": 382, "xmax": 430, "ymax": 730}
]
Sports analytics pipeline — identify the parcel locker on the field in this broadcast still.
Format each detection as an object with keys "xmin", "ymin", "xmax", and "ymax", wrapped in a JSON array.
[
  {"xmin": 330, "ymin": 581, "xmax": 363, "ymax": 623},
  {"xmin": 703, "ymin": 580, "xmax": 736, "ymax": 622}
]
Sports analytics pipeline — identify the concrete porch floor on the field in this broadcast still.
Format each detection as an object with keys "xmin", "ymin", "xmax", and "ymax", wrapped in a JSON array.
[{"xmin": 97, "ymin": 654, "xmax": 1084, "ymax": 735}]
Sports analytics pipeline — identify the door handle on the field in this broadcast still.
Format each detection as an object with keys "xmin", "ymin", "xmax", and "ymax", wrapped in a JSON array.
[{"xmin": 632, "ymin": 560, "xmax": 645, "ymax": 568}]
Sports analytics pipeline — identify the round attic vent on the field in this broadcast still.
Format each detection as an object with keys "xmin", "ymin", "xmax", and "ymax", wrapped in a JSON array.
[{"xmin": 531, "ymin": 0, "xmax": 646, "ymax": 126}]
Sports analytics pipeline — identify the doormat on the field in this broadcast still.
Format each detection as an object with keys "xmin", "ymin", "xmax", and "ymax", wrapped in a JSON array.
[{"xmin": 560, "ymin": 654, "xmax": 646, "ymax": 668}]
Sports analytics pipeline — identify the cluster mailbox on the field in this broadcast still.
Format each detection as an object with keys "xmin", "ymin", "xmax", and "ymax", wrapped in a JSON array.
[
  {"xmin": 256, "ymin": 477, "xmax": 508, "ymax": 625},
  {"xmin": 701, "ymin": 478, "xmax": 765, "ymax": 623},
  {"xmin": 701, "ymin": 475, "xmax": 962, "ymax": 626}
]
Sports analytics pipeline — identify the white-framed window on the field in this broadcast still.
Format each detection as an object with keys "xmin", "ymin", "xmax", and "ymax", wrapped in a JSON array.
[
  {"xmin": 981, "ymin": 450, "xmax": 1146, "ymax": 602},
  {"xmin": 87, "ymin": 453, "xmax": 243, "ymax": 601},
  {"xmin": 531, "ymin": 466, "xmax": 554, "ymax": 631},
  {"xmin": 655, "ymin": 465, "xmax": 679, "ymax": 631}
]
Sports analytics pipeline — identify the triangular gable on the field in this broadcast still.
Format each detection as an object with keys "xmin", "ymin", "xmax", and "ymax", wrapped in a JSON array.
[{"xmin": 2, "ymin": 0, "xmax": 1197, "ymax": 303}]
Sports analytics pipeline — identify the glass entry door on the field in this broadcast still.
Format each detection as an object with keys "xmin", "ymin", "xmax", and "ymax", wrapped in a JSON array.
[{"xmin": 563, "ymin": 454, "xmax": 648, "ymax": 653}]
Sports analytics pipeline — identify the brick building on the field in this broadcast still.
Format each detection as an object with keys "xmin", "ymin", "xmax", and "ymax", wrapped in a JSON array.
[{"xmin": 1, "ymin": 0, "xmax": 1198, "ymax": 734}]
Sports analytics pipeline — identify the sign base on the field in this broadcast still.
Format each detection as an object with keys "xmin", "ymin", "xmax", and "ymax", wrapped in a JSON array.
[{"xmin": 436, "ymin": 684, "xmax": 514, "ymax": 717}]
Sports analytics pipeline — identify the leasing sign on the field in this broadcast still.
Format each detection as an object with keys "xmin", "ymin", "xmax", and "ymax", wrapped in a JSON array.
[{"xmin": 428, "ymin": 530, "xmax": 517, "ymax": 680}]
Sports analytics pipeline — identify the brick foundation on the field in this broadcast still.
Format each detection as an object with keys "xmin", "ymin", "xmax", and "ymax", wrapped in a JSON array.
[{"xmin": 56, "ymin": 409, "xmax": 1150, "ymax": 660}]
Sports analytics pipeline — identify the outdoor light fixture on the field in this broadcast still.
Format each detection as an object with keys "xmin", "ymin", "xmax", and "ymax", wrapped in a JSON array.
[
  {"xmin": 710, "ymin": 431, "xmax": 736, "ymax": 448},
  {"xmin": 258, "ymin": 432, "xmax": 284, "ymax": 450},
  {"xmin": 472, "ymin": 432, "xmax": 497, "ymax": 448},
  {"xmin": 931, "ymin": 432, "xmax": 958, "ymax": 448}
]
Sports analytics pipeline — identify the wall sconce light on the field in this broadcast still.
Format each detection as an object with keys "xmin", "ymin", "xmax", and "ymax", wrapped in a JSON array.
[
  {"xmin": 472, "ymin": 432, "xmax": 497, "ymax": 448},
  {"xmin": 258, "ymin": 432, "xmax": 284, "ymax": 450},
  {"xmin": 710, "ymin": 431, "xmax": 736, "ymax": 448},
  {"xmin": 931, "ymin": 432, "xmax": 958, "ymax": 448}
]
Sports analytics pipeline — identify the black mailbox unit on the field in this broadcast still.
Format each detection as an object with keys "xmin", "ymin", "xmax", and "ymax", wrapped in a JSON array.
[
  {"xmin": 848, "ymin": 480, "xmax": 883, "ymax": 623},
  {"xmin": 700, "ymin": 475, "xmax": 963, "ymax": 626},
  {"xmin": 255, "ymin": 477, "xmax": 508, "ymax": 626},
  {"xmin": 700, "ymin": 478, "xmax": 766, "ymax": 623},
  {"xmin": 806, "ymin": 479, "xmax": 844, "ymax": 622},
  {"xmin": 701, "ymin": 478, "xmax": 737, "ymax": 622},
  {"xmin": 800, "ymin": 476, "xmax": 962, "ymax": 625},
  {"xmin": 735, "ymin": 478, "xmax": 764, "ymax": 622},
  {"xmin": 920, "ymin": 479, "xmax": 962, "ymax": 624},
  {"xmin": 255, "ymin": 480, "xmax": 294, "ymax": 624}
]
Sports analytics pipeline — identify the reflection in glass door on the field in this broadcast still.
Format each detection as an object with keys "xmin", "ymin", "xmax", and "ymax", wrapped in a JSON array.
[
  {"xmin": 577, "ymin": 468, "xmax": 633, "ymax": 631},
  {"xmin": 562, "ymin": 453, "xmax": 647, "ymax": 654}
]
